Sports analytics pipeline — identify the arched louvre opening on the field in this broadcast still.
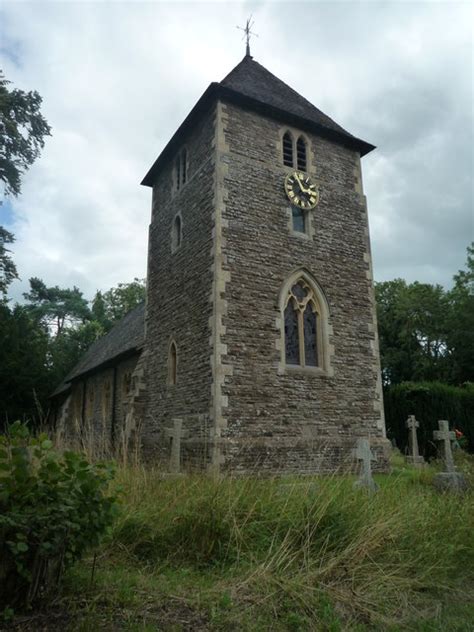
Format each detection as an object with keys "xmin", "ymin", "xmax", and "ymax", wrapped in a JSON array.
[
  {"xmin": 283, "ymin": 132, "xmax": 294, "ymax": 167},
  {"xmin": 296, "ymin": 136, "xmax": 307, "ymax": 171}
]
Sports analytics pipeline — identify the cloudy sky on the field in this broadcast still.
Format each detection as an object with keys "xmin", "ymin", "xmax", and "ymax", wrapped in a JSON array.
[{"xmin": 1, "ymin": 0, "xmax": 472, "ymax": 303}]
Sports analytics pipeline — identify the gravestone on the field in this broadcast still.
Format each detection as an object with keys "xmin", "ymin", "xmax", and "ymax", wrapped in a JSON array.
[
  {"xmin": 433, "ymin": 420, "xmax": 467, "ymax": 492},
  {"xmin": 405, "ymin": 415, "xmax": 425, "ymax": 467},
  {"xmin": 353, "ymin": 438, "xmax": 379, "ymax": 493},
  {"xmin": 164, "ymin": 418, "xmax": 188, "ymax": 474}
]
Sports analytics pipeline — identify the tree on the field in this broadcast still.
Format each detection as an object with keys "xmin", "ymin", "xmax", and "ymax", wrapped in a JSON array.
[
  {"xmin": 376, "ymin": 279, "xmax": 450, "ymax": 385},
  {"xmin": 447, "ymin": 243, "xmax": 474, "ymax": 384},
  {"xmin": 0, "ymin": 227, "xmax": 18, "ymax": 298},
  {"xmin": 0, "ymin": 302, "xmax": 50, "ymax": 427},
  {"xmin": 23, "ymin": 277, "xmax": 91, "ymax": 336},
  {"xmin": 91, "ymin": 278, "xmax": 145, "ymax": 332},
  {"xmin": 0, "ymin": 72, "xmax": 51, "ymax": 197}
]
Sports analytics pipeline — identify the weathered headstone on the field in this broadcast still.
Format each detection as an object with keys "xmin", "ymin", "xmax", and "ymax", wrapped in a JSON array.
[
  {"xmin": 164, "ymin": 418, "xmax": 188, "ymax": 474},
  {"xmin": 433, "ymin": 420, "xmax": 467, "ymax": 492},
  {"xmin": 405, "ymin": 415, "xmax": 425, "ymax": 467},
  {"xmin": 353, "ymin": 438, "xmax": 379, "ymax": 493}
]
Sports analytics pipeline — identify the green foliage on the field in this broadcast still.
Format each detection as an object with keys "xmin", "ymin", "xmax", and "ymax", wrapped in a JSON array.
[
  {"xmin": 376, "ymin": 243, "xmax": 474, "ymax": 387},
  {"xmin": 384, "ymin": 381, "xmax": 474, "ymax": 456},
  {"xmin": 0, "ymin": 227, "xmax": 18, "ymax": 298},
  {"xmin": 447, "ymin": 242, "xmax": 474, "ymax": 384},
  {"xmin": 91, "ymin": 278, "xmax": 145, "ymax": 332},
  {"xmin": 23, "ymin": 277, "xmax": 92, "ymax": 336},
  {"xmin": 0, "ymin": 421, "xmax": 118, "ymax": 610},
  {"xmin": 0, "ymin": 303, "xmax": 50, "ymax": 426},
  {"xmin": 0, "ymin": 71, "xmax": 51, "ymax": 198}
]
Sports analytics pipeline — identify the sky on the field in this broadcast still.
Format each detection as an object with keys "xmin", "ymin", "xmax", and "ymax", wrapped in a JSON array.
[{"xmin": 1, "ymin": 0, "xmax": 473, "ymax": 304}]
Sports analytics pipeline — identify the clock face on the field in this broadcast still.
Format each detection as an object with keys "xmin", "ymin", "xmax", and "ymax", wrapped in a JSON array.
[{"xmin": 284, "ymin": 171, "xmax": 319, "ymax": 209}]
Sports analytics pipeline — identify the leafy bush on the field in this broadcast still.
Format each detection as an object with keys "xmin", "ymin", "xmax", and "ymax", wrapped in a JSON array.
[
  {"xmin": 0, "ymin": 421, "xmax": 118, "ymax": 610},
  {"xmin": 384, "ymin": 381, "xmax": 474, "ymax": 457}
]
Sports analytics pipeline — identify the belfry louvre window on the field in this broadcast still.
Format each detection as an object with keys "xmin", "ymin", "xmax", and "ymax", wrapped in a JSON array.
[
  {"xmin": 175, "ymin": 149, "xmax": 187, "ymax": 190},
  {"xmin": 284, "ymin": 280, "xmax": 321, "ymax": 367},
  {"xmin": 296, "ymin": 136, "xmax": 307, "ymax": 171},
  {"xmin": 283, "ymin": 132, "xmax": 294, "ymax": 167}
]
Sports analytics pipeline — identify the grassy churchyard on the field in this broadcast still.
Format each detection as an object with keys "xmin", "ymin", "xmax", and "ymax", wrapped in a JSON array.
[{"xmin": 6, "ymin": 450, "xmax": 473, "ymax": 632}]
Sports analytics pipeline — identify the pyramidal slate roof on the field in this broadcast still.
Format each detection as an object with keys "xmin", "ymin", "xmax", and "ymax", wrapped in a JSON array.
[
  {"xmin": 220, "ymin": 55, "xmax": 353, "ymax": 140},
  {"xmin": 52, "ymin": 302, "xmax": 145, "ymax": 396},
  {"xmin": 142, "ymin": 55, "xmax": 374, "ymax": 186}
]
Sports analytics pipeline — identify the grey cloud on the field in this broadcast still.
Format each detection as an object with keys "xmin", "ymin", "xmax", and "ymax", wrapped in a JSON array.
[{"xmin": 0, "ymin": 1, "xmax": 472, "ymax": 304}]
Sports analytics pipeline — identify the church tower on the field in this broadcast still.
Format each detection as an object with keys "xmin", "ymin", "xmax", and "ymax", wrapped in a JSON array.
[{"xmin": 141, "ymin": 54, "xmax": 390, "ymax": 473}]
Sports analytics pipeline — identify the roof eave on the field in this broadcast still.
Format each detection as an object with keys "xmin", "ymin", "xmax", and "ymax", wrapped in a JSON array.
[{"xmin": 141, "ymin": 83, "xmax": 375, "ymax": 187}]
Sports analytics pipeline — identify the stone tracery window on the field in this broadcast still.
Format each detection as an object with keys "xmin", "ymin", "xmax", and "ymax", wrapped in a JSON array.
[{"xmin": 284, "ymin": 279, "xmax": 322, "ymax": 368}]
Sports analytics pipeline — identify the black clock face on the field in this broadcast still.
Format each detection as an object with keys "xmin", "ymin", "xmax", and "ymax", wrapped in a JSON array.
[{"xmin": 284, "ymin": 171, "xmax": 319, "ymax": 209}]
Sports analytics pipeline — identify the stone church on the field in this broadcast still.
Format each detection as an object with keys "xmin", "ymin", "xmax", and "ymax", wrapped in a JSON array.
[{"xmin": 52, "ymin": 54, "xmax": 390, "ymax": 473}]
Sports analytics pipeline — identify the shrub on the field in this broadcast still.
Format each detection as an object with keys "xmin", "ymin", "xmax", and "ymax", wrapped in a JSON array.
[
  {"xmin": 0, "ymin": 421, "xmax": 118, "ymax": 610},
  {"xmin": 384, "ymin": 381, "xmax": 474, "ymax": 457}
]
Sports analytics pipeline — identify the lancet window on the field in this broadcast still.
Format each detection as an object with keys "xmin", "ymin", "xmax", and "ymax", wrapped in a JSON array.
[
  {"xmin": 296, "ymin": 136, "xmax": 307, "ymax": 171},
  {"xmin": 171, "ymin": 214, "xmax": 182, "ymax": 252},
  {"xmin": 283, "ymin": 132, "xmax": 293, "ymax": 167},
  {"xmin": 282, "ymin": 132, "xmax": 308, "ymax": 172}
]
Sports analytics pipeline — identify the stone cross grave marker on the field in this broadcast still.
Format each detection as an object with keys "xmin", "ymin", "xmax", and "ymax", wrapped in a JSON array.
[
  {"xmin": 353, "ymin": 438, "xmax": 379, "ymax": 493},
  {"xmin": 433, "ymin": 419, "xmax": 467, "ymax": 492},
  {"xmin": 165, "ymin": 418, "xmax": 188, "ymax": 474},
  {"xmin": 405, "ymin": 415, "xmax": 425, "ymax": 467}
]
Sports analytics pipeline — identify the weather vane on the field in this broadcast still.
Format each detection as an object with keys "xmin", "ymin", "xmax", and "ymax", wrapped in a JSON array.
[{"xmin": 237, "ymin": 16, "xmax": 258, "ymax": 57}]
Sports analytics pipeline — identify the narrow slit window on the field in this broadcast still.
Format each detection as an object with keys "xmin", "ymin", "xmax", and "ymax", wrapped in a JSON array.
[
  {"xmin": 296, "ymin": 137, "xmax": 307, "ymax": 171},
  {"xmin": 171, "ymin": 214, "xmax": 182, "ymax": 252},
  {"xmin": 181, "ymin": 149, "xmax": 187, "ymax": 186},
  {"xmin": 283, "ymin": 132, "xmax": 294, "ymax": 167},
  {"xmin": 175, "ymin": 156, "xmax": 181, "ymax": 191},
  {"xmin": 168, "ymin": 342, "xmax": 177, "ymax": 385}
]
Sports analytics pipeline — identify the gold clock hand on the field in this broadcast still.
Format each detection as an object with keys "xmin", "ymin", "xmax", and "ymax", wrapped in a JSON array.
[{"xmin": 294, "ymin": 173, "xmax": 308, "ymax": 194}]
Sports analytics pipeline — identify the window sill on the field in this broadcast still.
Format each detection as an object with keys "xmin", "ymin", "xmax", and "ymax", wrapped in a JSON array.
[{"xmin": 279, "ymin": 365, "xmax": 330, "ymax": 377}]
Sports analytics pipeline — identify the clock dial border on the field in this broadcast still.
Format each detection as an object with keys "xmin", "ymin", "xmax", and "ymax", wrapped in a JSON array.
[{"xmin": 284, "ymin": 171, "xmax": 320, "ymax": 210}]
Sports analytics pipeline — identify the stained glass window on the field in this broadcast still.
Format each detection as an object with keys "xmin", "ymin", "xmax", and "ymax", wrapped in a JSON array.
[
  {"xmin": 292, "ymin": 206, "xmax": 306, "ymax": 233},
  {"xmin": 303, "ymin": 304, "xmax": 318, "ymax": 367},
  {"xmin": 283, "ymin": 280, "xmax": 322, "ymax": 368},
  {"xmin": 284, "ymin": 300, "xmax": 300, "ymax": 365}
]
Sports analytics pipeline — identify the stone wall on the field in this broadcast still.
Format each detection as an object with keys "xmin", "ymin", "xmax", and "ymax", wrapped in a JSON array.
[
  {"xmin": 55, "ymin": 354, "xmax": 141, "ymax": 457},
  {"xmin": 213, "ymin": 101, "xmax": 389, "ymax": 473},
  {"xmin": 143, "ymin": 106, "xmax": 217, "ymax": 469}
]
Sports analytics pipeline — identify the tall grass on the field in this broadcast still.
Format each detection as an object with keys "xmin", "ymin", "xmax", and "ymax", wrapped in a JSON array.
[{"xmin": 96, "ymin": 464, "xmax": 474, "ymax": 628}]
